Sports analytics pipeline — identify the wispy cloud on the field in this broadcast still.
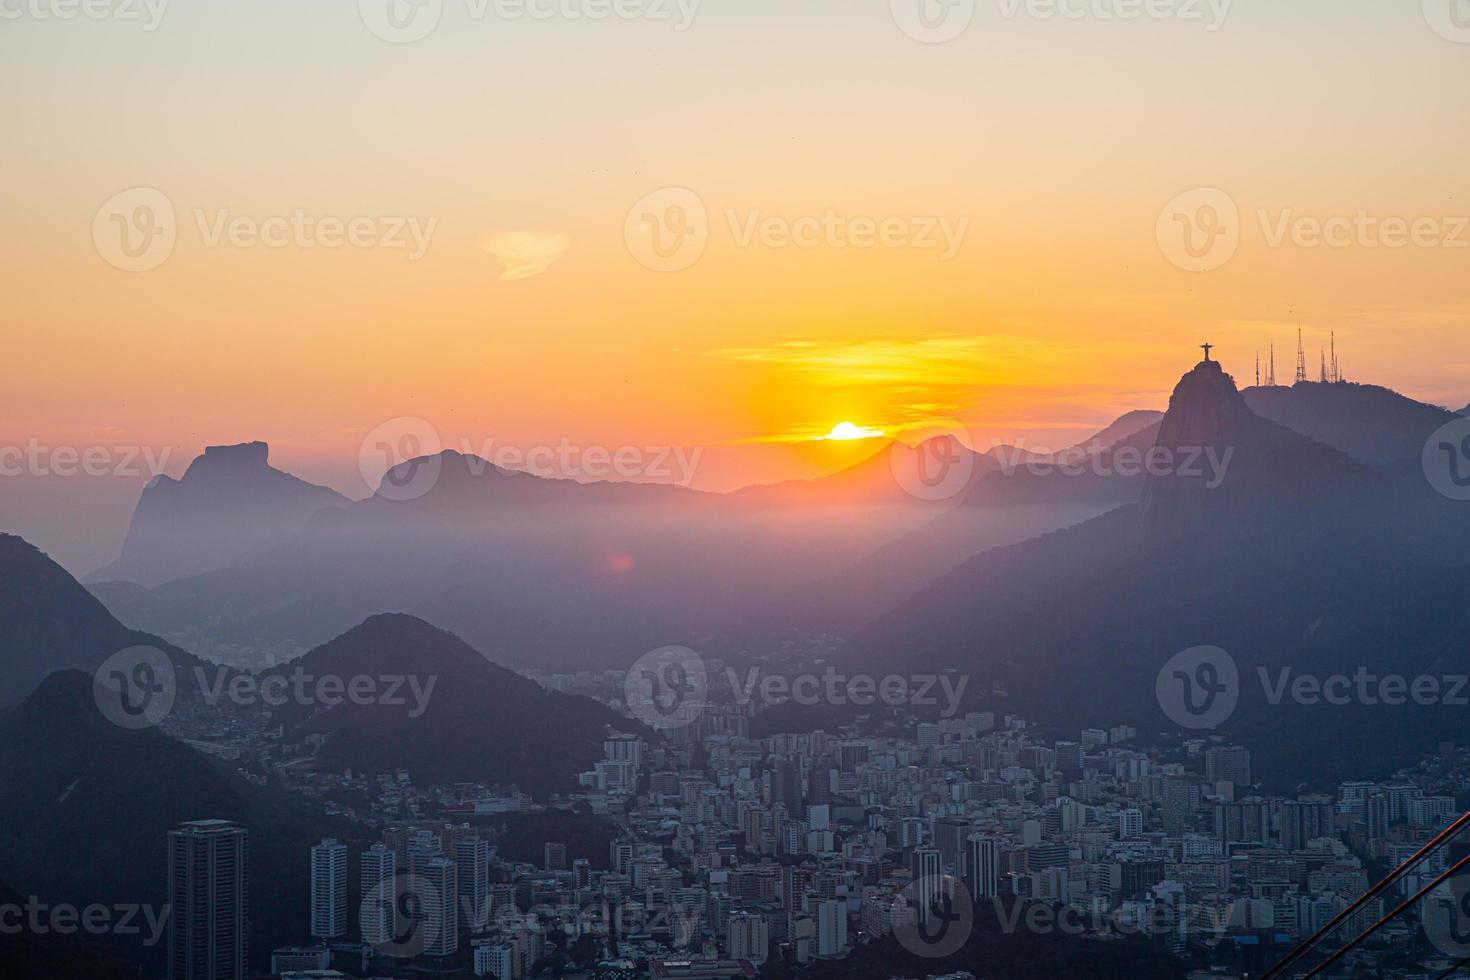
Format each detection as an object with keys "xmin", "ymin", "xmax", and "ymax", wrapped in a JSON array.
[
  {"xmin": 479, "ymin": 230, "xmax": 572, "ymax": 281},
  {"xmin": 713, "ymin": 334, "xmax": 1053, "ymax": 388}
]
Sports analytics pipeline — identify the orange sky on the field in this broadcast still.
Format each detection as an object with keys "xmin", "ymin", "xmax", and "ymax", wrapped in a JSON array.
[{"xmin": 2, "ymin": 1, "xmax": 1469, "ymax": 568}]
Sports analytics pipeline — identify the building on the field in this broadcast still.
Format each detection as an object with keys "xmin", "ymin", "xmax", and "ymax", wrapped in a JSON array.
[
  {"xmin": 270, "ymin": 947, "xmax": 330, "ymax": 974},
  {"xmin": 545, "ymin": 842, "xmax": 568, "ymax": 871},
  {"xmin": 360, "ymin": 844, "xmax": 398, "ymax": 948},
  {"xmin": 911, "ymin": 847, "xmax": 943, "ymax": 922},
  {"xmin": 168, "ymin": 819, "xmax": 249, "ymax": 980},
  {"xmin": 967, "ymin": 835, "xmax": 1001, "ymax": 899},
  {"xmin": 456, "ymin": 836, "xmax": 491, "ymax": 933},
  {"xmin": 727, "ymin": 910, "xmax": 769, "ymax": 965},
  {"xmin": 474, "ymin": 942, "xmax": 516, "ymax": 978},
  {"xmin": 310, "ymin": 838, "xmax": 348, "ymax": 941},
  {"xmin": 934, "ymin": 816, "xmax": 972, "ymax": 879},
  {"xmin": 816, "ymin": 899, "xmax": 847, "ymax": 958},
  {"xmin": 419, "ymin": 857, "xmax": 459, "ymax": 957},
  {"xmin": 1206, "ymin": 745, "xmax": 1253, "ymax": 787}
]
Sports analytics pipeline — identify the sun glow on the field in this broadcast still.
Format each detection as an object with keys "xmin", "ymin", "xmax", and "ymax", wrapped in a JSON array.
[{"xmin": 822, "ymin": 421, "xmax": 884, "ymax": 441}]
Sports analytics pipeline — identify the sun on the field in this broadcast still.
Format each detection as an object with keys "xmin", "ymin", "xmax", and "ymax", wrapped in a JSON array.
[{"xmin": 822, "ymin": 421, "xmax": 884, "ymax": 441}]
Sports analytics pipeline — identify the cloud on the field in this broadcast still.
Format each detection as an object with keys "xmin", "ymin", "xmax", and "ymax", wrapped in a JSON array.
[{"xmin": 479, "ymin": 230, "xmax": 571, "ymax": 281}]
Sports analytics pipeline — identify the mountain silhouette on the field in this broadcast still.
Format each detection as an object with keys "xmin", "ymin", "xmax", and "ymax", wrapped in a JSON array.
[
  {"xmin": 840, "ymin": 358, "xmax": 1470, "ymax": 786},
  {"xmin": 90, "ymin": 441, "xmax": 347, "ymax": 587},
  {"xmin": 1244, "ymin": 380, "xmax": 1459, "ymax": 465},
  {"xmin": 265, "ymin": 613, "xmax": 634, "ymax": 797},
  {"xmin": 0, "ymin": 670, "xmax": 359, "ymax": 974},
  {"xmin": 0, "ymin": 533, "xmax": 213, "ymax": 705}
]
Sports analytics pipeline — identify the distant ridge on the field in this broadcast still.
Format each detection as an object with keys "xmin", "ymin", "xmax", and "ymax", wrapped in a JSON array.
[
  {"xmin": 0, "ymin": 533, "xmax": 214, "ymax": 705},
  {"xmin": 265, "ymin": 613, "xmax": 634, "ymax": 797},
  {"xmin": 1244, "ymin": 380, "xmax": 1459, "ymax": 464},
  {"xmin": 89, "ymin": 441, "xmax": 348, "ymax": 587}
]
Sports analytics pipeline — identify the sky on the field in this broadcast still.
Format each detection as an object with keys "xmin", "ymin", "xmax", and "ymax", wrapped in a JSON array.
[{"xmin": 2, "ymin": 0, "xmax": 1468, "ymax": 572}]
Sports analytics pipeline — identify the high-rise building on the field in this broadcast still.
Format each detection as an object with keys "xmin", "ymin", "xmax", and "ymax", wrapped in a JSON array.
[
  {"xmin": 475, "ymin": 942, "xmax": 516, "ymax": 978},
  {"xmin": 310, "ymin": 838, "xmax": 348, "ymax": 941},
  {"xmin": 910, "ymin": 848, "xmax": 943, "ymax": 923},
  {"xmin": 728, "ymin": 910, "xmax": 769, "ymax": 965},
  {"xmin": 360, "ymin": 844, "xmax": 398, "ymax": 949},
  {"xmin": 572, "ymin": 857, "xmax": 592, "ymax": 890},
  {"xmin": 456, "ymin": 837, "xmax": 491, "ymax": 934},
  {"xmin": 544, "ymin": 842, "xmax": 567, "ymax": 871},
  {"xmin": 967, "ymin": 835, "xmax": 1001, "ymax": 899},
  {"xmin": 1205, "ymin": 746, "xmax": 1252, "ymax": 788},
  {"xmin": 167, "ymin": 819, "xmax": 249, "ymax": 980},
  {"xmin": 816, "ymin": 899, "xmax": 847, "ymax": 958},
  {"xmin": 610, "ymin": 840, "xmax": 634, "ymax": 874},
  {"xmin": 419, "ymin": 857, "xmax": 459, "ymax": 957},
  {"xmin": 933, "ymin": 817, "xmax": 972, "ymax": 879}
]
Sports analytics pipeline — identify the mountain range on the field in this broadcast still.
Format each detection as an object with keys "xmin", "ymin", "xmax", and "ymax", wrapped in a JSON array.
[
  {"xmin": 0, "ymin": 670, "xmax": 364, "ymax": 975},
  {"xmin": 88, "ymin": 441, "xmax": 347, "ymax": 587},
  {"xmin": 841, "ymin": 362, "xmax": 1470, "ymax": 786},
  {"xmin": 266, "ymin": 613, "xmax": 631, "ymax": 796}
]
